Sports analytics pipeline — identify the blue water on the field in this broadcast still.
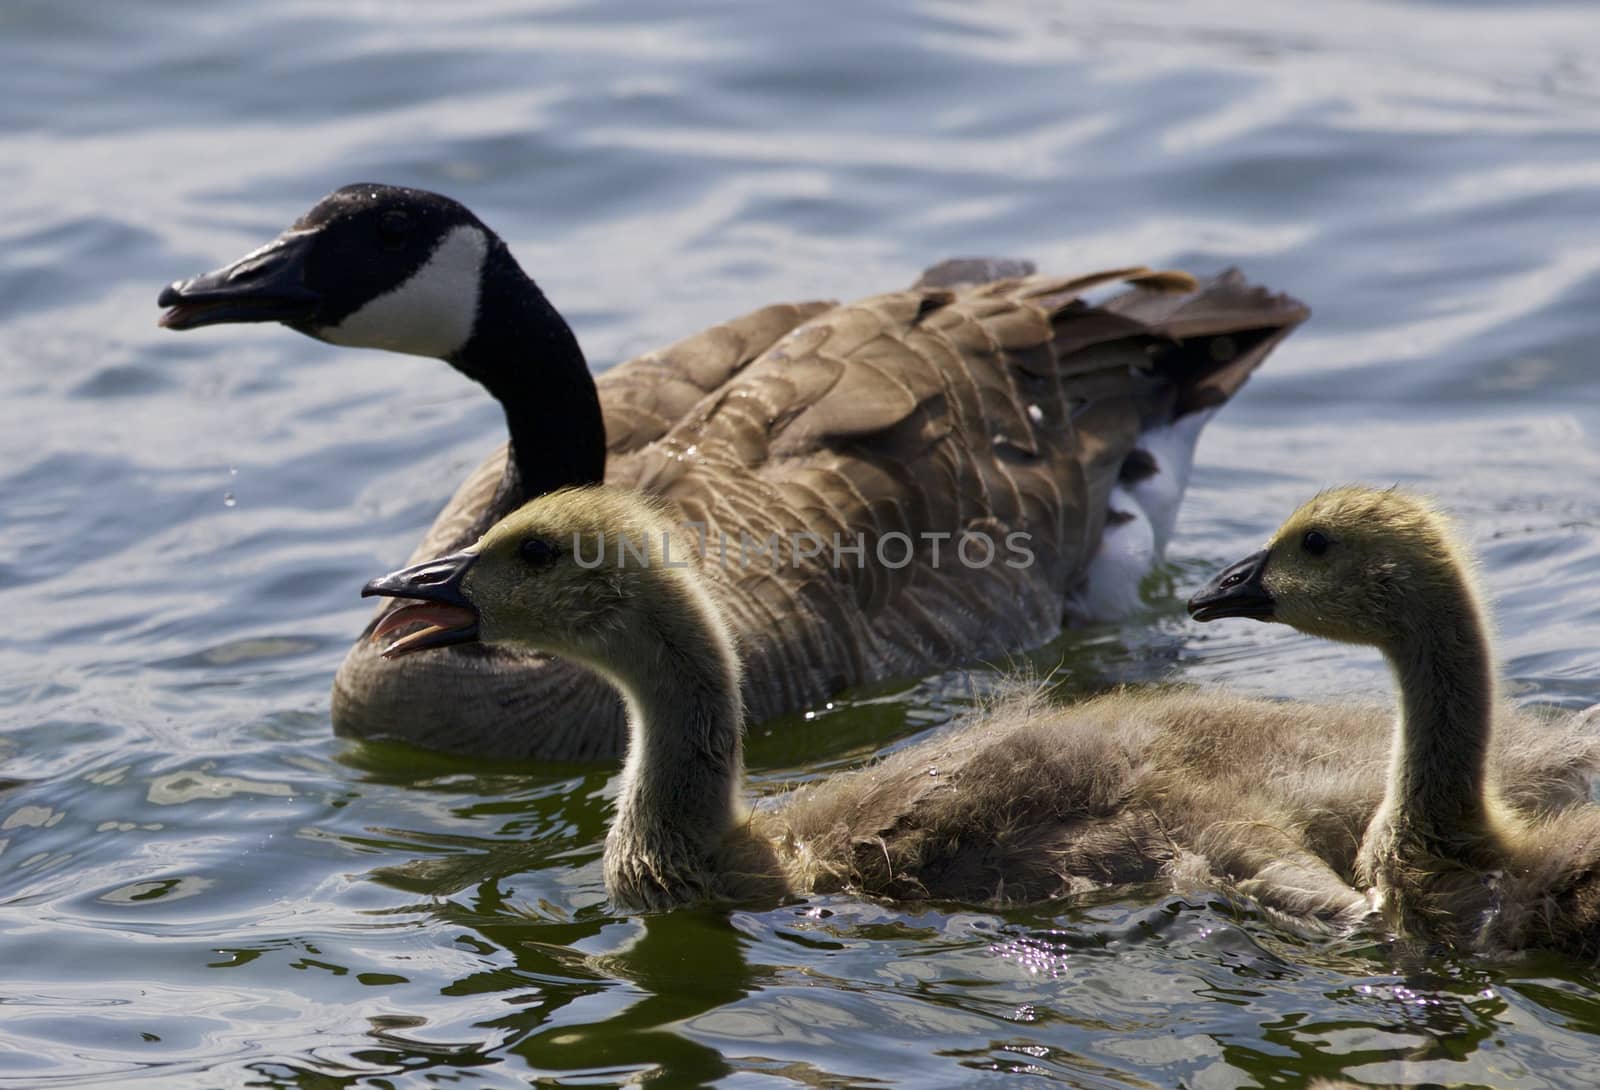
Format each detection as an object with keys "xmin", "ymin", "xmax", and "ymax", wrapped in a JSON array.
[{"xmin": 4, "ymin": 1, "xmax": 1600, "ymax": 1085}]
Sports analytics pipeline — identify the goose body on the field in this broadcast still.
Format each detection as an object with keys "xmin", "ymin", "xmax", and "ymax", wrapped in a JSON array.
[
  {"xmin": 1190, "ymin": 486, "xmax": 1600, "ymax": 956},
  {"xmin": 159, "ymin": 184, "xmax": 1308, "ymax": 758}
]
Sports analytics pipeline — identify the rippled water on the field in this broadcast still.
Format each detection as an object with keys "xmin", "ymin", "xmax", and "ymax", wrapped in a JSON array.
[{"xmin": 5, "ymin": 1, "xmax": 1600, "ymax": 1086}]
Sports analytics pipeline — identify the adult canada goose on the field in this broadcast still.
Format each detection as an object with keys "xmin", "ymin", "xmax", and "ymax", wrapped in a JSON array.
[
  {"xmin": 361, "ymin": 485, "xmax": 1390, "ymax": 912},
  {"xmin": 158, "ymin": 184, "xmax": 1309, "ymax": 759},
  {"xmin": 1190, "ymin": 486, "xmax": 1600, "ymax": 956}
]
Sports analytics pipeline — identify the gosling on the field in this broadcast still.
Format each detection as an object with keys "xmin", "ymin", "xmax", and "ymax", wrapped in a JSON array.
[
  {"xmin": 1190, "ymin": 486, "xmax": 1600, "ymax": 956},
  {"xmin": 363, "ymin": 486, "xmax": 1390, "ymax": 915}
]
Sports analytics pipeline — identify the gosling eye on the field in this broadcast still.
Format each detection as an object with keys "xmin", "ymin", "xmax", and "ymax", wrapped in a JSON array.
[
  {"xmin": 1301, "ymin": 529, "xmax": 1332, "ymax": 557},
  {"xmin": 520, "ymin": 538, "xmax": 561, "ymax": 568}
]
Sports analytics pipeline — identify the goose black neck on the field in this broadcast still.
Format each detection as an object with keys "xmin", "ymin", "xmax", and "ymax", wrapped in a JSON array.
[{"xmin": 451, "ymin": 240, "xmax": 607, "ymax": 502}]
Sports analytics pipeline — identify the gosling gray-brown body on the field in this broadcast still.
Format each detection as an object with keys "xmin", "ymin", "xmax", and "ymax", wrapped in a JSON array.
[{"xmin": 364, "ymin": 487, "xmax": 1600, "ymax": 915}]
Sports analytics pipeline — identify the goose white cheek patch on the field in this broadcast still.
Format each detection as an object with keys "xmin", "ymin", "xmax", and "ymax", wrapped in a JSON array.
[{"xmin": 321, "ymin": 224, "xmax": 487, "ymax": 358}]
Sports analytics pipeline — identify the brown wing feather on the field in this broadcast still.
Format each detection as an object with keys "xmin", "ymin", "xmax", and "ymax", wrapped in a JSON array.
[{"xmin": 597, "ymin": 301, "xmax": 834, "ymax": 454}]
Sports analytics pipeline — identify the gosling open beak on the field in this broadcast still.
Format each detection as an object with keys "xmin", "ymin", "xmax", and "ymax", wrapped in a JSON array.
[
  {"xmin": 361, "ymin": 551, "xmax": 481, "ymax": 659},
  {"xmin": 1187, "ymin": 548, "xmax": 1275, "ymax": 622},
  {"xmin": 158, "ymin": 228, "xmax": 322, "ymax": 330}
]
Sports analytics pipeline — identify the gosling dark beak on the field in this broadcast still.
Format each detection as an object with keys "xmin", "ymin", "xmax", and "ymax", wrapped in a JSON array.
[
  {"xmin": 1187, "ymin": 548, "xmax": 1275, "ymax": 622},
  {"xmin": 361, "ymin": 551, "xmax": 481, "ymax": 658},
  {"xmin": 158, "ymin": 228, "xmax": 322, "ymax": 330}
]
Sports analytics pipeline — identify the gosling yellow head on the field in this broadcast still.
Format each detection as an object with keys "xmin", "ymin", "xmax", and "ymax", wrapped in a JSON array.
[
  {"xmin": 1186, "ymin": 485, "xmax": 1480, "ymax": 649},
  {"xmin": 361, "ymin": 486, "xmax": 718, "ymax": 683}
]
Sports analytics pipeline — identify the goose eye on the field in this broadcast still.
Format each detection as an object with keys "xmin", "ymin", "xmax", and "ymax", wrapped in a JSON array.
[
  {"xmin": 378, "ymin": 210, "xmax": 412, "ymax": 243},
  {"xmin": 520, "ymin": 538, "xmax": 560, "ymax": 567},
  {"xmin": 1301, "ymin": 530, "xmax": 1331, "ymax": 557}
]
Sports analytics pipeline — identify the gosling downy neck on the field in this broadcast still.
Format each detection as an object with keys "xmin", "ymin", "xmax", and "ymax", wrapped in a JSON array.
[
  {"xmin": 1374, "ymin": 553, "xmax": 1500, "ymax": 841},
  {"xmin": 158, "ymin": 184, "xmax": 607, "ymax": 512},
  {"xmin": 599, "ymin": 574, "xmax": 748, "ymax": 908}
]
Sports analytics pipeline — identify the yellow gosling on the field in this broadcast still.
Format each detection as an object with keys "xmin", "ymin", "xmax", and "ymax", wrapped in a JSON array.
[{"xmin": 1191, "ymin": 486, "xmax": 1600, "ymax": 956}]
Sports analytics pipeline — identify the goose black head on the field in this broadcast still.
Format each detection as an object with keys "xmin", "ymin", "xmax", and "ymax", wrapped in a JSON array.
[{"xmin": 159, "ymin": 184, "xmax": 497, "ymax": 360}]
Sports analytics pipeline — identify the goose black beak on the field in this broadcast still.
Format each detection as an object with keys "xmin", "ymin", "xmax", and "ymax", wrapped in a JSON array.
[
  {"xmin": 158, "ymin": 229, "xmax": 322, "ymax": 330},
  {"xmin": 1187, "ymin": 548, "xmax": 1275, "ymax": 622},
  {"xmin": 361, "ymin": 551, "xmax": 481, "ymax": 659}
]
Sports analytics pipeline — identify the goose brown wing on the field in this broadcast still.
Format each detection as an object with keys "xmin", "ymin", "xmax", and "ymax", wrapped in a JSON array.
[
  {"xmin": 1101, "ymin": 266, "xmax": 1309, "ymax": 415},
  {"xmin": 614, "ymin": 268, "xmax": 1306, "ymax": 719},
  {"xmin": 596, "ymin": 300, "xmax": 835, "ymax": 454}
]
